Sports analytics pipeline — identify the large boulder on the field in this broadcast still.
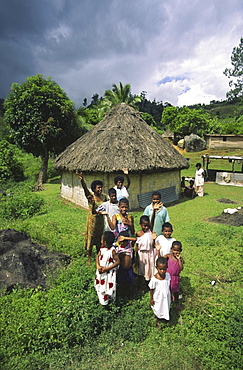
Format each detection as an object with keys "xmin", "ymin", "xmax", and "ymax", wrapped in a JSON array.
[
  {"xmin": 184, "ymin": 134, "xmax": 206, "ymax": 152},
  {"xmin": 0, "ymin": 229, "xmax": 70, "ymax": 291}
]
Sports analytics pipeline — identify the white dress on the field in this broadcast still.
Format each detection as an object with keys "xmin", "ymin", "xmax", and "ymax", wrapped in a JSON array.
[
  {"xmin": 94, "ymin": 246, "xmax": 117, "ymax": 305},
  {"xmin": 155, "ymin": 235, "xmax": 175, "ymax": 256},
  {"xmin": 148, "ymin": 272, "xmax": 171, "ymax": 320}
]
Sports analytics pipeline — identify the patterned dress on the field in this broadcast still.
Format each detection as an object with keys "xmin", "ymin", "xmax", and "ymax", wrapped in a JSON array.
[
  {"xmin": 84, "ymin": 193, "xmax": 107, "ymax": 250},
  {"xmin": 94, "ymin": 246, "xmax": 117, "ymax": 305}
]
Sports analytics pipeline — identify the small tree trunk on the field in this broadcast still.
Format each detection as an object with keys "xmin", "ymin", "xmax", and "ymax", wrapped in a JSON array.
[{"xmin": 35, "ymin": 152, "xmax": 49, "ymax": 191}]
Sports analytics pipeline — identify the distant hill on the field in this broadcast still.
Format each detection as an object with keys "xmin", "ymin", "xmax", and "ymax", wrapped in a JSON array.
[{"xmin": 188, "ymin": 98, "xmax": 243, "ymax": 134}]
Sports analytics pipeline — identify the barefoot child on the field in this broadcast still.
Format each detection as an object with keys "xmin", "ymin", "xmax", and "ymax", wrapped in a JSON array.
[
  {"xmin": 104, "ymin": 198, "xmax": 136, "ymax": 300},
  {"xmin": 116, "ymin": 231, "xmax": 137, "ymax": 300},
  {"xmin": 143, "ymin": 191, "xmax": 170, "ymax": 237},
  {"xmin": 149, "ymin": 257, "xmax": 174, "ymax": 325},
  {"xmin": 94, "ymin": 231, "xmax": 120, "ymax": 305},
  {"xmin": 77, "ymin": 171, "xmax": 107, "ymax": 265},
  {"xmin": 155, "ymin": 222, "xmax": 175, "ymax": 257},
  {"xmin": 136, "ymin": 215, "xmax": 157, "ymax": 293},
  {"xmin": 164, "ymin": 241, "xmax": 184, "ymax": 300}
]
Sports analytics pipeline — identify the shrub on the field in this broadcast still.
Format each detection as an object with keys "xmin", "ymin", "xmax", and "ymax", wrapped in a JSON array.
[
  {"xmin": 0, "ymin": 140, "xmax": 25, "ymax": 184},
  {"xmin": 0, "ymin": 191, "xmax": 45, "ymax": 220}
]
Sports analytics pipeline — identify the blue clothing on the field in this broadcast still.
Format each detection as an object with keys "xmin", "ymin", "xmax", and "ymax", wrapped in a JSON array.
[{"xmin": 143, "ymin": 204, "xmax": 170, "ymax": 237}]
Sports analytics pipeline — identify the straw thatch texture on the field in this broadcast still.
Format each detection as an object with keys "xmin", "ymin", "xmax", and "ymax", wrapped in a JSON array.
[{"xmin": 54, "ymin": 103, "xmax": 189, "ymax": 172}]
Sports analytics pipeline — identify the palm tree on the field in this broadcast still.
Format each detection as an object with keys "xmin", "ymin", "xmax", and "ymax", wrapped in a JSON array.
[{"xmin": 104, "ymin": 82, "xmax": 141, "ymax": 107}]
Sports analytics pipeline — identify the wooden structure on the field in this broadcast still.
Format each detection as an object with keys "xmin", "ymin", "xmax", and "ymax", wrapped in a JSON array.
[{"xmin": 201, "ymin": 154, "xmax": 243, "ymax": 186}]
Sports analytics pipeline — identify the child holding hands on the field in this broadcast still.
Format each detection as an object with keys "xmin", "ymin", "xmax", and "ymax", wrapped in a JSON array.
[
  {"xmin": 149, "ymin": 257, "xmax": 174, "ymax": 326},
  {"xmin": 94, "ymin": 231, "xmax": 120, "ymax": 305},
  {"xmin": 164, "ymin": 240, "xmax": 184, "ymax": 300}
]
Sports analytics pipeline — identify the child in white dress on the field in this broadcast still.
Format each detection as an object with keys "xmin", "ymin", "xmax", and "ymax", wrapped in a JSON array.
[
  {"xmin": 149, "ymin": 257, "xmax": 174, "ymax": 327},
  {"xmin": 94, "ymin": 231, "xmax": 120, "ymax": 305},
  {"xmin": 155, "ymin": 222, "xmax": 175, "ymax": 257}
]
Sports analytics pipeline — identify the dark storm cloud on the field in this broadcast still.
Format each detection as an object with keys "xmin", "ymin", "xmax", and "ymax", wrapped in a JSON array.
[{"xmin": 0, "ymin": 0, "xmax": 243, "ymax": 106}]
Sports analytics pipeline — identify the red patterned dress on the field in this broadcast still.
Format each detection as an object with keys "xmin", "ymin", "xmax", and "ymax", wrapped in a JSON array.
[{"xmin": 94, "ymin": 246, "xmax": 117, "ymax": 305}]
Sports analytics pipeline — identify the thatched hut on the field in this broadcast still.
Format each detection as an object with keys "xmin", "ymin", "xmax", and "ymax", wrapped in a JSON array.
[{"xmin": 54, "ymin": 103, "xmax": 189, "ymax": 210}]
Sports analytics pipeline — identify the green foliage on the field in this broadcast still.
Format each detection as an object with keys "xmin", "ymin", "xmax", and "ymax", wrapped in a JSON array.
[
  {"xmin": 0, "ymin": 140, "xmax": 25, "ymax": 184},
  {"xmin": 161, "ymin": 106, "xmax": 221, "ymax": 138},
  {"xmin": 4, "ymin": 74, "xmax": 82, "ymax": 186},
  {"xmin": 136, "ymin": 91, "xmax": 165, "ymax": 126},
  {"xmin": 224, "ymin": 37, "xmax": 243, "ymax": 100},
  {"xmin": 0, "ymin": 116, "xmax": 10, "ymax": 141},
  {"xmin": 104, "ymin": 82, "xmax": 141, "ymax": 107},
  {"xmin": 222, "ymin": 115, "xmax": 243, "ymax": 134},
  {"xmin": 140, "ymin": 112, "xmax": 157, "ymax": 126},
  {"xmin": 4, "ymin": 74, "xmax": 80, "ymax": 158},
  {"xmin": 0, "ymin": 190, "xmax": 44, "ymax": 219}
]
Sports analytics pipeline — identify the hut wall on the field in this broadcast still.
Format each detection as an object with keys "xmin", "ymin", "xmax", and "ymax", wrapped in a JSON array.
[
  {"xmin": 60, "ymin": 170, "xmax": 181, "ymax": 210},
  {"xmin": 205, "ymin": 135, "xmax": 243, "ymax": 149}
]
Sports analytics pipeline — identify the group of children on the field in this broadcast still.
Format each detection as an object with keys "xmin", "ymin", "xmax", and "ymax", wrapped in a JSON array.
[
  {"xmin": 77, "ymin": 170, "xmax": 184, "ymax": 325},
  {"xmin": 181, "ymin": 163, "xmax": 206, "ymax": 199}
]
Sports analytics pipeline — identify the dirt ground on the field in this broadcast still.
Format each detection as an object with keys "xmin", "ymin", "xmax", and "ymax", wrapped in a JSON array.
[{"xmin": 208, "ymin": 200, "xmax": 243, "ymax": 226}]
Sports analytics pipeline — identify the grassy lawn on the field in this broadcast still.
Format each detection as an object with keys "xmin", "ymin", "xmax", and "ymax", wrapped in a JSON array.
[{"xmin": 0, "ymin": 152, "xmax": 243, "ymax": 370}]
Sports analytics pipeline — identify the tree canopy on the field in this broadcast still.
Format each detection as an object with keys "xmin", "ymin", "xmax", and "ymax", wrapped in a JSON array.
[
  {"xmin": 224, "ymin": 37, "xmax": 243, "ymax": 100},
  {"xmin": 161, "ymin": 106, "xmax": 220, "ymax": 139},
  {"xmin": 4, "ymin": 74, "xmax": 81, "ymax": 189},
  {"xmin": 104, "ymin": 82, "xmax": 141, "ymax": 107}
]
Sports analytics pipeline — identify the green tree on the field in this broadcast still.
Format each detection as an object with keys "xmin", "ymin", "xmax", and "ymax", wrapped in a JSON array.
[
  {"xmin": 141, "ymin": 112, "xmax": 157, "ymax": 126},
  {"xmin": 224, "ymin": 37, "xmax": 243, "ymax": 100},
  {"xmin": 104, "ymin": 82, "xmax": 141, "ymax": 107},
  {"xmin": 4, "ymin": 74, "xmax": 81, "ymax": 190},
  {"xmin": 161, "ymin": 106, "xmax": 220, "ymax": 139}
]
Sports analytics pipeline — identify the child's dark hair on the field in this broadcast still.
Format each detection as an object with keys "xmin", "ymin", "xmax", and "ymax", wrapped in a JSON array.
[
  {"xmin": 108, "ymin": 187, "xmax": 117, "ymax": 196},
  {"xmin": 140, "ymin": 215, "xmax": 150, "ymax": 224},
  {"xmin": 196, "ymin": 163, "xmax": 201, "ymax": 168},
  {"xmin": 103, "ymin": 231, "xmax": 115, "ymax": 246},
  {"xmin": 119, "ymin": 197, "xmax": 129, "ymax": 206},
  {"xmin": 114, "ymin": 175, "xmax": 124, "ymax": 184},
  {"xmin": 91, "ymin": 180, "xmax": 103, "ymax": 192},
  {"xmin": 118, "ymin": 230, "xmax": 130, "ymax": 238},
  {"xmin": 152, "ymin": 191, "xmax": 161, "ymax": 199},
  {"xmin": 172, "ymin": 240, "xmax": 182, "ymax": 250},
  {"xmin": 156, "ymin": 257, "xmax": 168, "ymax": 267},
  {"xmin": 162, "ymin": 222, "xmax": 173, "ymax": 231}
]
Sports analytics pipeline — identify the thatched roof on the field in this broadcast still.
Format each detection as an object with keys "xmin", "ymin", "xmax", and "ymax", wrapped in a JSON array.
[{"xmin": 54, "ymin": 103, "xmax": 189, "ymax": 172}]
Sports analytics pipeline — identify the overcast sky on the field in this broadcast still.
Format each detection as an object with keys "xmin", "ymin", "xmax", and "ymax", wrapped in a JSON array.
[{"xmin": 1, "ymin": 0, "xmax": 242, "ymax": 107}]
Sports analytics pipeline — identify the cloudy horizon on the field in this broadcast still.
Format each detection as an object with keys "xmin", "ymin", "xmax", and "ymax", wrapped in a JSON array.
[{"xmin": 1, "ymin": 0, "xmax": 242, "ymax": 108}]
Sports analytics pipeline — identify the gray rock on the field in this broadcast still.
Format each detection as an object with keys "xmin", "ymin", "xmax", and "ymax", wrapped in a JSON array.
[
  {"xmin": 0, "ymin": 229, "xmax": 70, "ymax": 291},
  {"xmin": 184, "ymin": 134, "xmax": 206, "ymax": 152}
]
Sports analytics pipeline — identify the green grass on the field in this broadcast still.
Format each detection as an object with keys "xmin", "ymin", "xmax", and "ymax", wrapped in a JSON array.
[{"xmin": 0, "ymin": 166, "xmax": 243, "ymax": 369}]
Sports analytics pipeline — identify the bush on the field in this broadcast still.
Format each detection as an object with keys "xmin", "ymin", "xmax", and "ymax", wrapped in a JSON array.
[
  {"xmin": 0, "ymin": 140, "xmax": 25, "ymax": 184},
  {"xmin": 0, "ymin": 191, "xmax": 45, "ymax": 220}
]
